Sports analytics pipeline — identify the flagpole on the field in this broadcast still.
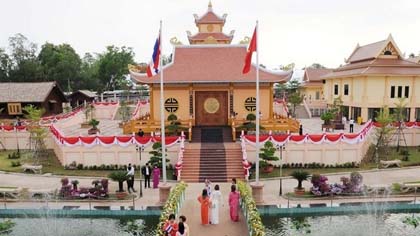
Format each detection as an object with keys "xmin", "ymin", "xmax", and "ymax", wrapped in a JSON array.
[
  {"xmin": 159, "ymin": 20, "xmax": 167, "ymax": 184},
  {"xmin": 255, "ymin": 20, "xmax": 260, "ymax": 184}
]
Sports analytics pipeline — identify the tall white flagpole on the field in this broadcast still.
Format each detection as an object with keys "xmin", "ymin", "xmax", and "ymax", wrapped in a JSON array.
[
  {"xmin": 255, "ymin": 20, "xmax": 260, "ymax": 184},
  {"xmin": 159, "ymin": 20, "xmax": 167, "ymax": 184}
]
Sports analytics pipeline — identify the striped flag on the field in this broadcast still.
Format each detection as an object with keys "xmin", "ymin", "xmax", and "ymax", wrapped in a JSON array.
[{"xmin": 146, "ymin": 33, "xmax": 161, "ymax": 77}]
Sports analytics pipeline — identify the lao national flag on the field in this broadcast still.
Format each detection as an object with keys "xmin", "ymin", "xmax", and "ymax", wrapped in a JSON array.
[{"xmin": 146, "ymin": 34, "xmax": 161, "ymax": 77}]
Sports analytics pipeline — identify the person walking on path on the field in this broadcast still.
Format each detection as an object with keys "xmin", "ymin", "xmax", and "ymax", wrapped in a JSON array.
[
  {"xmin": 126, "ymin": 164, "xmax": 136, "ymax": 193},
  {"xmin": 179, "ymin": 215, "xmax": 189, "ymax": 236},
  {"xmin": 210, "ymin": 184, "xmax": 223, "ymax": 225},
  {"xmin": 163, "ymin": 213, "xmax": 178, "ymax": 236},
  {"xmin": 152, "ymin": 165, "xmax": 160, "ymax": 189},
  {"xmin": 349, "ymin": 118, "xmax": 355, "ymax": 133},
  {"xmin": 197, "ymin": 189, "xmax": 211, "ymax": 225},
  {"xmin": 142, "ymin": 163, "xmax": 151, "ymax": 188},
  {"xmin": 229, "ymin": 184, "xmax": 240, "ymax": 222}
]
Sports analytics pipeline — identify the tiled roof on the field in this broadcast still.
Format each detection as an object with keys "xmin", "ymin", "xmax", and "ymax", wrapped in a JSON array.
[
  {"xmin": 76, "ymin": 90, "xmax": 97, "ymax": 98},
  {"xmin": 130, "ymin": 45, "xmax": 292, "ymax": 84},
  {"xmin": 407, "ymin": 56, "xmax": 420, "ymax": 64},
  {"xmin": 303, "ymin": 68, "xmax": 332, "ymax": 82},
  {"xmin": 346, "ymin": 40, "xmax": 387, "ymax": 63},
  {"xmin": 188, "ymin": 32, "xmax": 232, "ymax": 41},
  {"xmin": 346, "ymin": 35, "xmax": 402, "ymax": 63},
  {"xmin": 0, "ymin": 82, "xmax": 60, "ymax": 103},
  {"xmin": 196, "ymin": 11, "xmax": 225, "ymax": 24},
  {"xmin": 322, "ymin": 58, "xmax": 420, "ymax": 79}
]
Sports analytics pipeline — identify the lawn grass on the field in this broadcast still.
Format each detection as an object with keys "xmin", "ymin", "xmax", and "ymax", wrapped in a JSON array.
[{"xmin": 0, "ymin": 150, "xmax": 175, "ymax": 180}]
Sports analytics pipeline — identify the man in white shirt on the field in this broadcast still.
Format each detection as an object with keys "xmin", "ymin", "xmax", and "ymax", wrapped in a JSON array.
[
  {"xmin": 349, "ymin": 119, "xmax": 354, "ymax": 133},
  {"xmin": 127, "ymin": 163, "xmax": 136, "ymax": 193}
]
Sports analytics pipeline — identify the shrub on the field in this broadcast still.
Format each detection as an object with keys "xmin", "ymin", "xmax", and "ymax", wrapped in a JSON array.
[
  {"xmin": 10, "ymin": 161, "xmax": 21, "ymax": 167},
  {"xmin": 291, "ymin": 170, "xmax": 310, "ymax": 189},
  {"xmin": 7, "ymin": 152, "xmax": 21, "ymax": 159},
  {"xmin": 77, "ymin": 164, "xmax": 84, "ymax": 170}
]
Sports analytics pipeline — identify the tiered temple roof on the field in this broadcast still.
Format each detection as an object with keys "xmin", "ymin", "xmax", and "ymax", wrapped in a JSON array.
[
  {"xmin": 130, "ymin": 45, "xmax": 292, "ymax": 84},
  {"xmin": 187, "ymin": 1, "xmax": 234, "ymax": 44},
  {"xmin": 323, "ymin": 35, "xmax": 420, "ymax": 79},
  {"xmin": 302, "ymin": 68, "xmax": 332, "ymax": 87}
]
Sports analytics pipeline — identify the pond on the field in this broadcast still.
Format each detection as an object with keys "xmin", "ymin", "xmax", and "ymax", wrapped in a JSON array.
[
  {"xmin": 0, "ymin": 216, "xmax": 158, "ymax": 236},
  {"xmin": 262, "ymin": 213, "xmax": 420, "ymax": 236}
]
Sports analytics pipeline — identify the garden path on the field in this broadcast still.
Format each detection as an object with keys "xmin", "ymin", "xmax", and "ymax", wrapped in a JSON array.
[{"xmin": 178, "ymin": 182, "xmax": 248, "ymax": 236}]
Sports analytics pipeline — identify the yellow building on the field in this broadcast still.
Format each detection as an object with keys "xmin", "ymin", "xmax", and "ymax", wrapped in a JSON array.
[
  {"xmin": 322, "ymin": 35, "xmax": 420, "ymax": 122},
  {"xmin": 128, "ymin": 3, "xmax": 296, "ymax": 136},
  {"xmin": 300, "ymin": 68, "xmax": 331, "ymax": 117}
]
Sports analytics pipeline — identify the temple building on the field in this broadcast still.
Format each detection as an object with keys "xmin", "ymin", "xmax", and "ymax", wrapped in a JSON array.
[
  {"xmin": 129, "ymin": 3, "xmax": 295, "ymax": 135},
  {"xmin": 322, "ymin": 35, "xmax": 420, "ymax": 122}
]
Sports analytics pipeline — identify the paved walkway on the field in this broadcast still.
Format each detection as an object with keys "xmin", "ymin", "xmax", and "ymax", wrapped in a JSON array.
[
  {"xmin": 179, "ymin": 183, "xmax": 248, "ymax": 236},
  {"xmin": 1, "ymin": 166, "xmax": 420, "ymax": 210}
]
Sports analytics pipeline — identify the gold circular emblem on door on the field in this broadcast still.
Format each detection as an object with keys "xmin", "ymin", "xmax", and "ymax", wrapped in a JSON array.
[{"xmin": 204, "ymin": 97, "xmax": 220, "ymax": 114}]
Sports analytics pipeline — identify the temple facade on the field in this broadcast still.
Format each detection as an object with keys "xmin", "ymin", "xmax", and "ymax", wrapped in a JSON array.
[
  {"xmin": 322, "ymin": 35, "xmax": 420, "ymax": 122},
  {"xmin": 129, "ymin": 3, "xmax": 295, "ymax": 134}
]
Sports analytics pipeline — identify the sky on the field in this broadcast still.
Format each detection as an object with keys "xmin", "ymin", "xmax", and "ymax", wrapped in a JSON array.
[{"xmin": 1, "ymin": 0, "xmax": 420, "ymax": 70}]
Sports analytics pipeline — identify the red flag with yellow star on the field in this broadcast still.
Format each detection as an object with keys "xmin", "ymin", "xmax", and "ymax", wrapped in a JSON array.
[{"xmin": 242, "ymin": 27, "xmax": 257, "ymax": 74}]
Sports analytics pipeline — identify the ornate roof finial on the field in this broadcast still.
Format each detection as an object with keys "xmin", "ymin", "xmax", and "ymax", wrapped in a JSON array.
[{"xmin": 208, "ymin": 1, "xmax": 213, "ymax": 11}]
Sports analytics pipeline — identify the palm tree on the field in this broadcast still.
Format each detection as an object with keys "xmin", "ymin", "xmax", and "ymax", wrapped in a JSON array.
[
  {"xmin": 108, "ymin": 171, "xmax": 128, "ymax": 192},
  {"xmin": 291, "ymin": 170, "xmax": 310, "ymax": 190}
]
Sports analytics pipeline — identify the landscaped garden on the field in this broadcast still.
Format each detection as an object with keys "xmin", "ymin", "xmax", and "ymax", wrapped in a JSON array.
[{"xmin": 0, "ymin": 150, "xmax": 176, "ymax": 180}]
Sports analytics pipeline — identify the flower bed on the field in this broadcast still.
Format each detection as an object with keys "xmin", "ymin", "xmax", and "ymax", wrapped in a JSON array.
[
  {"xmin": 237, "ymin": 181, "xmax": 265, "ymax": 236},
  {"xmin": 155, "ymin": 182, "xmax": 187, "ymax": 236}
]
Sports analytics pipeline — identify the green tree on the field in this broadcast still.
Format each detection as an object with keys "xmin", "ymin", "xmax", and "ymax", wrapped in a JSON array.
[
  {"xmin": 279, "ymin": 63, "xmax": 295, "ymax": 71},
  {"xmin": 38, "ymin": 43, "xmax": 82, "ymax": 91},
  {"xmin": 7, "ymin": 34, "xmax": 42, "ymax": 82},
  {"xmin": 287, "ymin": 79, "xmax": 300, "ymax": 93},
  {"xmin": 79, "ymin": 53, "xmax": 100, "ymax": 90},
  {"xmin": 259, "ymin": 141, "xmax": 279, "ymax": 168},
  {"xmin": 374, "ymin": 106, "xmax": 396, "ymax": 159},
  {"xmin": 97, "ymin": 46, "xmax": 135, "ymax": 92},
  {"xmin": 0, "ymin": 48, "xmax": 12, "ymax": 82},
  {"xmin": 308, "ymin": 63, "xmax": 326, "ymax": 69},
  {"xmin": 288, "ymin": 92, "xmax": 304, "ymax": 117},
  {"xmin": 22, "ymin": 105, "xmax": 47, "ymax": 162},
  {"xmin": 148, "ymin": 142, "xmax": 169, "ymax": 168}
]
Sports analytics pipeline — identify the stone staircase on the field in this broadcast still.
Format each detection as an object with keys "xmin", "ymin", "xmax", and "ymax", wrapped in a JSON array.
[
  {"xmin": 181, "ymin": 126, "xmax": 243, "ymax": 182},
  {"xmin": 294, "ymin": 104, "xmax": 310, "ymax": 119}
]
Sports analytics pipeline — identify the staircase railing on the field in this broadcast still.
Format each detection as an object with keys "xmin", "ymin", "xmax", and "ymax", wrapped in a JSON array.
[{"xmin": 175, "ymin": 132, "xmax": 185, "ymax": 181}]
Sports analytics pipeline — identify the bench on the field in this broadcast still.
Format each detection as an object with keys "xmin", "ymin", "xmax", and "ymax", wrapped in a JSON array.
[
  {"xmin": 28, "ymin": 188, "xmax": 55, "ymax": 199},
  {"xmin": 365, "ymin": 184, "xmax": 391, "ymax": 194},
  {"xmin": 0, "ymin": 187, "xmax": 22, "ymax": 199},
  {"xmin": 400, "ymin": 183, "xmax": 420, "ymax": 193},
  {"xmin": 380, "ymin": 159, "xmax": 401, "ymax": 168},
  {"xmin": 22, "ymin": 164, "xmax": 43, "ymax": 174}
]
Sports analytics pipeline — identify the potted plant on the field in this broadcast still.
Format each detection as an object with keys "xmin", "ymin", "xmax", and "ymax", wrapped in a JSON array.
[
  {"xmin": 167, "ymin": 114, "xmax": 186, "ymax": 136},
  {"xmin": 259, "ymin": 141, "xmax": 279, "ymax": 173},
  {"xmin": 71, "ymin": 180, "xmax": 79, "ymax": 191},
  {"xmin": 88, "ymin": 119, "xmax": 100, "ymax": 135},
  {"xmin": 320, "ymin": 111, "xmax": 334, "ymax": 125},
  {"xmin": 81, "ymin": 104, "xmax": 95, "ymax": 128},
  {"xmin": 291, "ymin": 170, "xmax": 310, "ymax": 195},
  {"xmin": 238, "ymin": 113, "xmax": 264, "ymax": 134},
  {"xmin": 108, "ymin": 171, "xmax": 129, "ymax": 199}
]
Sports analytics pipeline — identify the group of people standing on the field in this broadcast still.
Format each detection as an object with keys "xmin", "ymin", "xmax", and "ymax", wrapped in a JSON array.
[
  {"xmin": 197, "ymin": 178, "xmax": 241, "ymax": 225},
  {"xmin": 125, "ymin": 163, "xmax": 162, "ymax": 193},
  {"xmin": 163, "ymin": 214, "xmax": 189, "ymax": 236}
]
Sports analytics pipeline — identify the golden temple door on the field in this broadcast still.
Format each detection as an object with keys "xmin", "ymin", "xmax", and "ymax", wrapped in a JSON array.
[{"xmin": 195, "ymin": 91, "xmax": 228, "ymax": 126}]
